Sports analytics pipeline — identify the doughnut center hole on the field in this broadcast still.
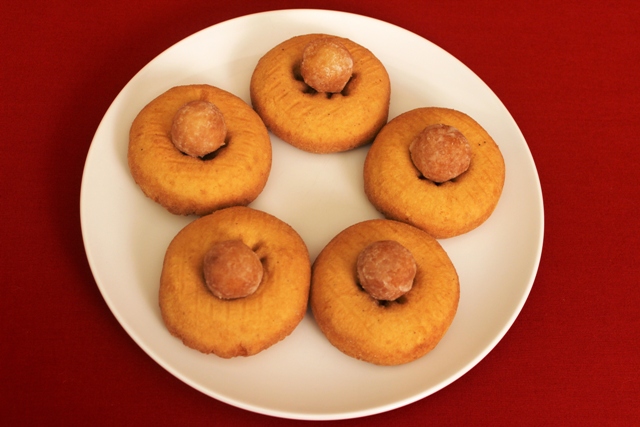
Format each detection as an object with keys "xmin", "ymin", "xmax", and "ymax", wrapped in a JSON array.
[
  {"xmin": 292, "ymin": 66, "xmax": 354, "ymax": 97},
  {"xmin": 340, "ymin": 74, "xmax": 356, "ymax": 96},
  {"xmin": 417, "ymin": 173, "xmax": 458, "ymax": 186},
  {"xmin": 355, "ymin": 278, "xmax": 408, "ymax": 307},
  {"xmin": 249, "ymin": 242, "xmax": 267, "ymax": 265},
  {"xmin": 182, "ymin": 137, "xmax": 229, "ymax": 161},
  {"xmin": 376, "ymin": 295, "xmax": 408, "ymax": 307}
]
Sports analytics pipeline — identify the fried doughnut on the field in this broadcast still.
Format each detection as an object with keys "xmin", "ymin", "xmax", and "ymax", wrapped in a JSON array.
[
  {"xmin": 363, "ymin": 107, "xmax": 505, "ymax": 238},
  {"xmin": 250, "ymin": 34, "xmax": 391, "ymax": 153},
  {"xmin": 128, "ymin": 84, "xmax": 271, "ymax": 216},
  {"xmin": 310, "ymin": 219, "xmax": 459, "ymax": 366},
  {"xmin": 159, "ymin": 206, "xmax": 311, "ymax": 358}
]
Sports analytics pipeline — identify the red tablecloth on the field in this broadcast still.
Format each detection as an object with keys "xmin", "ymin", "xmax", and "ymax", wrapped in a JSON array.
[{"xmin": 2, "ymin": 1, "xmax": 638, "ymax": 425}]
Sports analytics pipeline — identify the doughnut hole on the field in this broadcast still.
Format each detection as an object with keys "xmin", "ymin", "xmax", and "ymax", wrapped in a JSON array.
[
  {"xmin": 356, "ymin": 240, "xmax": 417, "ymax": 301},
  {"xmin": 300, "ymin": 38, "xmax": 354, "ymax": 93},
  {"xmin": 171, "ymin": 100, "xmax": 227, "ymax": 158},
  {"xmin": 203, "ymin": 240, "xmax": 263, "ymax": 300},
  {"xmin": 409, "ymin": 124, "xmax": 472, "ymax": 183}
]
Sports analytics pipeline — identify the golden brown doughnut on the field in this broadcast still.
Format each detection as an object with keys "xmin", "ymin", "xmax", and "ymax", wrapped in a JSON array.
[
  {"xmin": 310, "ymin": 219, "xmax": 459, "ymax": 366},
  {"xmin": 250, "ymin": 34, "xmax": 391, "ymax": 153},
  {"xmin": 363, "ymin": 107, "xmax": 506, "ymax": 238},
  {"xmin": 128, "ymin": 84, "xmax": 271, "ymax": 216},
  {"xmin": 159, "ymin": 206, "xmax": 311, "ymax": 358}
]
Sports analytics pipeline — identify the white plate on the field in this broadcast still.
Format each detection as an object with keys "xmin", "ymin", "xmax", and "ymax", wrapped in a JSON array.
[{"xmin": 80, "ymin": 9, "xmax": 543, "ymax": 420}]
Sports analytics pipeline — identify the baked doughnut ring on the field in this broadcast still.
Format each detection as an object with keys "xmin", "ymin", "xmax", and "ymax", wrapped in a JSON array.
[
  {"xmin": 310, "ymin": 219, "xmax": 459, "ymax": 365},
  {"xmin": 250, "ymin": 34, "xmax": 391, "ymax": 153},
  {"xmin": 159, "ymin": 206, "xmax": 311, "ymax": 358},
  {"xmin": 363, "ymin": 107, "xmax": 505, "ymax": 238},
  {"xmin": 128, "ymin": 84, "xmax": 271, "ymax": 216}
]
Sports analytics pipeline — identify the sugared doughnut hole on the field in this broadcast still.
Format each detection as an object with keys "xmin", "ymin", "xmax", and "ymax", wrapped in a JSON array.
[
  {"xmin": 409, "ymin": 124, "xmax": 472, "ymax": 183},
  {"xmin": 203, "ymin": 240, "xmax": 263, "ymax": 300},
  {"xmin": 300, "ymin": 38, "xmax": 354, "ymax": 93},
  {"xmin": 171, "ymin": 100, "xmax": 227, "ymax": 158},
  {"xmin": 356, "ymin": 240, "xmax": 417, "ymax": 301}
]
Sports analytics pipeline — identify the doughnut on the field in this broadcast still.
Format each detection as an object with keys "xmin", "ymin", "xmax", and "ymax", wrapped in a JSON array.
[
  {"xmin": 159, "ymin": 206, "xmax": 311, "ymax": 358},
  {"xmin": 310, "ymin": 219, "xmax": 459, "ymax": 365},
  {"xmin": 128, "ymin": 84, "xmax": 271, "ymax": 216},
  {"xmin": 363, "ymin": 107, "xmax": 505, "ymax": 238},
  {"xmin": 250, "ymin": 34, "xmax": 391, "ymax": 153}
]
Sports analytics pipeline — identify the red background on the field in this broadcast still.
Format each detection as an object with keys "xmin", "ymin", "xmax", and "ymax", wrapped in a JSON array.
[{"xmin": 2, "ymin": 1, "xmax": 638, "ymax": 425}]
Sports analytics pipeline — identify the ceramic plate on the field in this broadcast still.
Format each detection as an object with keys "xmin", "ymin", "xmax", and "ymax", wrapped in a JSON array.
[{"xmin": 80, "ymin": 9, "xmax": 544, "ymax": 420}]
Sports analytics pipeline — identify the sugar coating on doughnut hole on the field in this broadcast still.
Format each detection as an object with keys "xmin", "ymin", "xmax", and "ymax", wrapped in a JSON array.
[
  {"xmin": 300, "ymin": 38, "xmax": 354, "ymax": 93},
  {"xmin": 409, "ymin": 124, "xmax": 472, "ymax": 183},
  {"xmin": 203, "ymin": 240, "xmax": 263, "ymax": 300},
  {"xmin": 170, "ymin": 100, "xmax": 227, "ymax": 158},
  {"xmin": 356, "ymin": 240, "xmax": 417, "ymax": 301}
]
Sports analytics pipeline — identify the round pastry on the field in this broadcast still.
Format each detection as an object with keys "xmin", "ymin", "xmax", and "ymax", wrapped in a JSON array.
[
  {"xmin": 128, "ymin": 84, "xmax": 272, "ymax": 216},
  {"xmin": 250, "ymin": 33, "xmax": 391, "ymax": 153},
  {"xmin": 310, "ymin": 219, "xmax": 459, "ymax": 366},
  {"xmin": 159, "ymin": 206, "xmax": 311, "ymax": 358},
  {"xmin": 363, "ymin": 107, "xmax": 505, "ymax": 239}
]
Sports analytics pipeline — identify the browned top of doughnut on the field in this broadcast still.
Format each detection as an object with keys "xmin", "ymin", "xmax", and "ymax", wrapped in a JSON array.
[
  {"xmin": 250, "ymin": 34, "xmax": 390, "ymax": 153},
  {"xmin": 364, "ymin": 107, "xmax": 505, "ymax": 238},
  {"xmin": 160, "ymin": 206, "xmax": 311, "ymax": 358},
  {"xmin": 128, "ymin": 84, "xmax": 271, "ymax": 216},
  {"xmin": 310, "ymin": 219, "xmax": 459, "ymax": 365}
]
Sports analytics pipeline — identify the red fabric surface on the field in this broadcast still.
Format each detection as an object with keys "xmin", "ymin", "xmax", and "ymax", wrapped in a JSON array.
[{"xmin": 2, "ymin": 0, "xmax": 638, "ymax": 425}]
